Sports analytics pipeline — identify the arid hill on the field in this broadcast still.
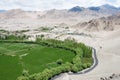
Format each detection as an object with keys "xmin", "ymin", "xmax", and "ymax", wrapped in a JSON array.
[{"xmin": 73, "ymin": 14, "xmax": 120, "ymax": 31}]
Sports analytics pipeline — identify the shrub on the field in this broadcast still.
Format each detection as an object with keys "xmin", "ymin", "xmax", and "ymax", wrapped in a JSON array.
[
  {"xmin": 62, "ymin": 62, "xmax": 72, "ymax": 72},
  {"xmin": 71, "ymin": 65, "xmax": 79, "ymax": 73},
  {"xmin": 82, "ymin": 63, "xmax": 92, "ymax": 69},
  {"xmin": 56, "ymin": 59, "xmax": 63, "ymax": 65},
  {"xmin": 87, "ymin": 63, "xmax": 92, "ymax": 67},
  {"xmin": 40, "ymin": 34, "xmax": 44, "ymax": 38},
  {"xmin": 22, "ymin": 70, "xmax": 29, "ymax": 77},
  {"xmin": 82, "ymin": 63, "xmax": 88, "ymax": 69}
]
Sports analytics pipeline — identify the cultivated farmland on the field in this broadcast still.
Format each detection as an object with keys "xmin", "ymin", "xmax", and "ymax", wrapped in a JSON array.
[{"xmin": 0, "ymin": 42, "xmax": 75, "ymax": 80}]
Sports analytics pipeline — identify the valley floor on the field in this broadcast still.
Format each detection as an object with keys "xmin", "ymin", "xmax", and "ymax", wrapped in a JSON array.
[{"xmin": 0, "ymin": 18, "xmax": 120, "ymax": 80}]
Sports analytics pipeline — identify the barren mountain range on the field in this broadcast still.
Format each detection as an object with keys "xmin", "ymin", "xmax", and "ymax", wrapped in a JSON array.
[
  {"xmin": 0, "ymin": 4, "xmax": 120, "ymax": 31},
  {"xmin": 0, "ymin": 4, "xmax": 120, "ymax": 19}
]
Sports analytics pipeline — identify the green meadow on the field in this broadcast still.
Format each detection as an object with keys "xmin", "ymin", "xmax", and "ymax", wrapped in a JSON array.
[{"xmin": 0, "ymin": 42, "xmax": 75, "ymax": 80}]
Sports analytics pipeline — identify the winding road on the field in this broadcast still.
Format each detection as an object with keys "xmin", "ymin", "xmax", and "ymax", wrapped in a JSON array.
[
  {"xmin": 52, "ymin": 48, "xmax": 98, "ymax": 80},
  {"xmin": 69, "ymin": 47, "xmax": 98, "ymax": 75}
]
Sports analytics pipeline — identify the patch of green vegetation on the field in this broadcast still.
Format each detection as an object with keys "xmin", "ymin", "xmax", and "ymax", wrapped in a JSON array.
[
  {"xmin": 0, "ymin": 29, "xmax": 30, "ymax": 41},
  {"xmin": 0, "ymin": 36, "xmax": 93, "ymax": 80},
  {"xmin": 26, "ymin": 38, "xmax": 93, "ymax": 80},
  {"xmin": 0, "ymin": 42, "xmax": 75, "ymax": 80},
  {"xmin": 65, "ymin": 27, "xmax": 69, "ymax": 29},
  {"xmin": 0, "ymin": 43, "xmax": 31, "ymax": 56},
  {"xmin": 35, "ymin": 27, "xmax": 53, "ymax": 32},
  {"xmin": 41, "ymin": 27, "xmax": 50, "ymax": 31},
  {"xmin": 0, "ymin": 29, "xmax": 8, "ymax": 33},
  {"xmin": 15, "ymin": 30, "xmax": 30, "ymax": 33},
  {"xmin": 22, "ymin": 44, "xmax": 74, "ymax": 74},
  {"xmin": 0, "ymin": 55, "xmax": 22, "ymax": 80},
  {"xmin": 0, "ymin": 34, "xmax": 29, "ymax": 40}
]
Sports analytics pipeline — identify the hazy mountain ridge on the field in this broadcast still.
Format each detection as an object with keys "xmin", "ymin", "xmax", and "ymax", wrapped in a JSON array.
[
  {"xmin": 0, "ymin": 9, "xmax": 30, "ymax": 19},
  {"xmin": 0, "ymin": 4, "xmax": 119, "ymax": 20},
  {"xmin": 0, "ymin": 10, "xmax": 6, "ymax": 13},
  {"xmin": 0, "ymin": 4, "xmax": 120, "ymax": 32},
  {"xmin": 69, "ymin": 4, "xmax": 120, "ymax": 14},
  {"xmin": 39, "ymin": 4, "xmax": 120, "ymax": 20},
  {"xmin": 69, "ymin": 6, "xmax": 85, "ymax": 12}
]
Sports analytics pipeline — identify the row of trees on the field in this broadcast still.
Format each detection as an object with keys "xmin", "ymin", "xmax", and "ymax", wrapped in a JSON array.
[
  {"xmin": 0, "ymin": 34, "xmax": 29, "ymax": 40},
  {"xmin": 18, "ymin": 62, "xmax": 72, "ymax": 80}
]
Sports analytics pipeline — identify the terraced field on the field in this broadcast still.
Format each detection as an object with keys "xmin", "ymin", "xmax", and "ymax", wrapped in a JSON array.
[{"xmin": 0, "ymin": 42, "xmax": 75, "ymax": 80}]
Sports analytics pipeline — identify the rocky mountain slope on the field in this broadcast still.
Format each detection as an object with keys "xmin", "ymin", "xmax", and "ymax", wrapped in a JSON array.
[{"xmin": 73, "ymin": 14, "xmax": 120, "ymax": 31}]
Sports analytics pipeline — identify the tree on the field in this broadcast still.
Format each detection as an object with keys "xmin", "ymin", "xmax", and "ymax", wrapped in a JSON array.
[
  {"xmin": 17, "ymin": 76, "xmax": 29, "ymax": 80},
  {"xmin": 22, "ymin": 70, "xmax": 29, "ymax": 77},
  {"xmin": 71, "ymin": 65, "xmax": 78, "ymax": 73},
  {"xmin": 56, "ymin": 59, "xmax": 63, "ymax": 65}
]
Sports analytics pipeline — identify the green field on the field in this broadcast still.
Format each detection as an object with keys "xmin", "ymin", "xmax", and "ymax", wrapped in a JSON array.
[
  {"xmin": 0, "ymin": 42, "xmax": 75, "ymax": 80},
  {"xmin": 0, "ymin": 56, "xmax": 22, "ymax": 80}
]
